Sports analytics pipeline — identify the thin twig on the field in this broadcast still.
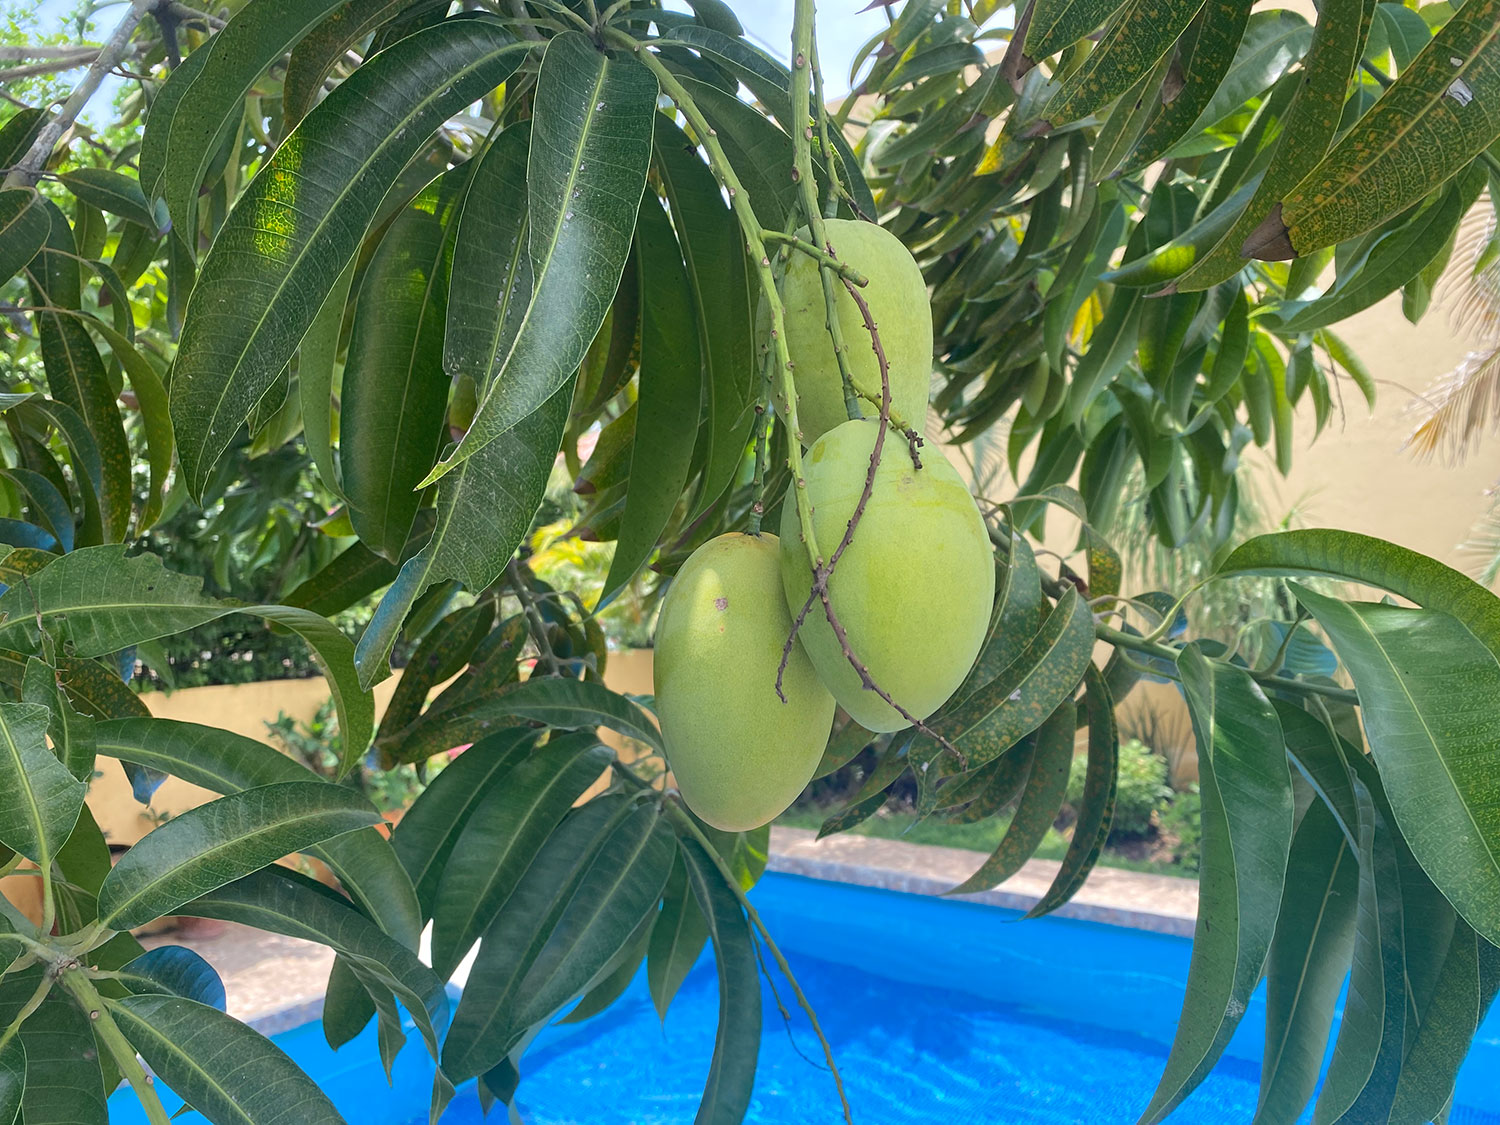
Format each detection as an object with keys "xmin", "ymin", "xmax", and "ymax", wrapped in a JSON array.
[
  {"xmin": 760, "ymin": 230, "xmax": 868, "ymax": 286},
  {"xmin": 0, "ymin": 52, "xmax": 101, "ymax": 82},
  {"xmin": 507, "ymin": 559, "xmax": 567, "ymax": 678},
  {"xmin": 3, "ymin": 0, "xmax": 155, "ymax": 190}
]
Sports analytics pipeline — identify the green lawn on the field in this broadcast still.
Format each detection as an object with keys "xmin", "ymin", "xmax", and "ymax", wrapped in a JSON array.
[{"xmin": 775, "ymin": 808, "xmax": 1197, "ymax": 879}]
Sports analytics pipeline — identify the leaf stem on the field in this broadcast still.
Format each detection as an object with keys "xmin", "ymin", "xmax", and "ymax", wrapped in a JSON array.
[
  {"xmin": 606, "ymin": 30, "xmax": 823, "ymax": 565},
  {"xmin": 59, "ymin": 972, "xmax": 173, "ymax": 1125},
  {"xmin": 663, "ymin": 799, "xmax": 853, "ymax": 1125},
  {"xmin": 508, "ymin": 559, "xmax": 567, "ymax": 678},
  {"xmin": 3, "ymin": 0, "xmax": 157, "ymax": 189}
]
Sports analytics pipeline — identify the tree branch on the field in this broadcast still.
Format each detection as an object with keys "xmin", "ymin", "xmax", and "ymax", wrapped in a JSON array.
[{"xmin": 3, "ymin": 0, "xmax": 156, "ymax": 190}]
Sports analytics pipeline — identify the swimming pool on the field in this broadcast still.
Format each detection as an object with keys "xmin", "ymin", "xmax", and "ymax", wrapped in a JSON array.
[{"xmin": 112, "ymin": 870, "xmax": 1500, "ymax": 1123}]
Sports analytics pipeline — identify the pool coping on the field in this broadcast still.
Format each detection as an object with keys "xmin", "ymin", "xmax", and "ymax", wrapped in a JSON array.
[{"xmin": 768, "ymin": 826, "xmax": 1199, "ymax": 937}]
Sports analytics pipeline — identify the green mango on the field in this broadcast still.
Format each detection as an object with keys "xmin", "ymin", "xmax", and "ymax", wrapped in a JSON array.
[
  {"xmin": 654, "ymin": 532, "xmax": 836, "ymax": 831},
  {"xmin": 779, "ymin": 217, "xmax": 932, "ymax": 443},
  {"xmin": 780, "ymin": 419, "xmax": 994, "ymax": 732}
]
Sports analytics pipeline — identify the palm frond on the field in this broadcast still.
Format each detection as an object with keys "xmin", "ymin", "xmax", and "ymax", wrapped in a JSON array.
[{"xmin": 1406, "ymin": 193, "xmax": 1500, "ymax": 463}]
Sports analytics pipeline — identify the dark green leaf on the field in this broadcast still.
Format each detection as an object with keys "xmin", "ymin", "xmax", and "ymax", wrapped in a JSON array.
[
  {"xmin": 1172, "ymin": 0, "xmax": 1376, "ymax": 290},
  {"xmin": 283, "ymin": 0, "xmax": 423, "ymax": 130},
  {"xmin": 680, "ymin": 836, "xmax": 761, "ymax": 1125},
  {"xmin": 0, "ymin": 189, "xmax": 49, "ymax": 282},
  {"xmin": 355, "ymin": 381, "xmax": 571, "ymax": 686},
  {"xmin": 169, "ymin": 20, "xmax": 526, "ymax": 497},
  {"xmin": 1026, "ymin": 664, "xmax": 1117, "ymax": 917},
  {"xmin": 443, "ymin": 124, "xmax": 530, "ymax": 388},
  {"xmin": 648, "ymin": 859, "xmax": 710, "ymax": 1020},
  {"xmin": 0, "ymin": 969, "xmax": 105, "ymax": 1125},
  {"xmin": 1216, "ymin": 529, "xmax": 1500, "ymax": 665},
  {"xmin": 299, "ymin": 262, "xmax": 355, "ymax": 502},
  {"xmin": 110, "ymin": 994, "xmax": 346, "ymax": 1125},
  {"xmin": 600, "ymin": 195, "xmax": 701, "ymax": 603},
  {"xmin": 117, "ymin": 946, "xmax": 227, "ymax": 1010},
  {"xmin": 57, "ymin": 168, "xmax": 161, "ymax": 231},
  {"xmin": 1024, "ymin": 0, "xmax": 1129, "ymax": 60},
  {"xmin": 1273, "ymin": 0, "xmax": 1500, "ymax": 256},
  {"xmin": 341, "ymin": 178, "xmax": 460, "ymax": 559},
  {"xmin": 1140, "ymin": 646, "xmax": 1293, "ymax": 1124},
  {"xmin": 0, "ymin": 701, "xmax": 84, "ymax": 868},
  {"xmin": 97, "ymin": 780, "xmax": 382, "ymax": 930},
  {"xmin": 1312, "ymin": 778, "xmax": 1406, "ymax": 1124},
  {"xmin": 0, "ymin": 1036, "xmax": 19, "ymax": 1125},
  {"xmin": 1291, "ymin": 584, "xmax": 1500, "ymax": 949},
  {"xmin": 391, "ymin": 727, "xmax": 537, "ymax": 917},
  {"xmin": 183, "ymin": 865, "xmax": 448, "ymax": 1055},
  {"xmin": 948, "ymin": 702, "xmax": 1075, "ymax": 894},
  {"xmin": 143, "ymin": 0, "xmax": 348, "ymax": 232},
  {"xmin": 1253, "ymin": 798, "xmax": 1358, "ymax": 1125},
  {"xmin": 487, "ymin": 675, "xmax": 664, "ymax": 753},
  {"xmin": 21, "ymin": 656, "xmax": 95, "ymax": 782},
  {"xmin": 425, "ymin": 32, "xmax": 657, "ymax": 483},
  {"xmin": 430, "ymin": 735, "xmax": 613, "ymax": 977}
]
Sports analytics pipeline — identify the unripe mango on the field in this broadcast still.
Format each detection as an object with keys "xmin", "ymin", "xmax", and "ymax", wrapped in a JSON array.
[
  {"xmin": 780, "ymin": 218, "xmax": 931, "ymax": 444},
  {"xmin": 654, "ymin": 533, "xmax": 836, "ymax": 831},
  {"xmin": 779, "ymin": 420, "xmax": 994, "ymax": 732}
]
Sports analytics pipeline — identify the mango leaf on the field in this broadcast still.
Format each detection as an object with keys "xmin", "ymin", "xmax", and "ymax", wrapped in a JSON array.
[
  {"xmin": 430, "ymin": 736, "xmax": 613, "ymax": 978},
  {"xmin": 1043, "ymin": 0, "xmax": 1210, "ymax": 128},
  {"xmin": 1024, "ymin": 0, "xmax": 1129, "ymax": 60},
  {"xmin": 653, "ymin": 124, "xmax": 757, "ymax": 522},
  {"xmin": 1216, "ymin": 528, "xmax": 1500, "ymax": 664},
  {"xmin": 93, "ymin": 716, "xmax": 421, "ymax": 949},
  {"xmin": 443, "ymin": 123, "xmax": 531, "ymax": 387},
  {"xmin": 142, "ymin": 0, "xmax": 347, "ymax": 232},
  {"xmin": 913, "ymin": 586, "xmax": 1094, "ymax": 791},
  {"xmin": 0, "ymin": 1036, "xmax": 19, "ymax": 1125},
  {"xmin": 647, "ymin": 860, "xmax": 710, "ymax": 1021},
  {"xmin": 21, "ymin": 656, "xmax": 95, "ymax": 782},
  {"xmin": 0, "ymin": 189, "xmax": 48, "ymax": 282},
  {"xmin": 0, "ymin": 547, "xmax": 374, "ymax": 767},
  {"xmin": 169, "ymin": 20, "xmax": 527, "ymax": 497},
  {"xmin": 1140, "ymin": 646, "xmax": 1293, "ymax": 1124},
  {"xmin": 1389, "ymin": 920, "xmax": 1500, "ymax": 1122},
  {"xmin": 680, "ymin": 836, "xmax": 761, "ymax": 1125},
  {"xmin": 958, "ymin": 530, "xmax": 1044, "ymax": 701},
  {"xmin": 1253, "ymin": 797, "xmax": 1358, "ymax": 1125},
  {"xmin": 116, "ymin": 946, "xmax": 227, "ymax": 1010},
  {"xmin": 0, "ymin": 969, "xmax": 105, "ymax": 1125},
  {"xmin": 299, "ymin": 261, "xmax": 355, "ymax": 503},
  {"xmin": 341, "ymin": 176, "xmax": 462, "ymax": 560},
  {"xmin": 1126, "ymin": 1, "xmax": 1253, "ymax": 168},
  {"xmin": 283, "ymin": 0, "xmax": 424, "ymax": 129},
  {"xmin": 1171, "ymin": 0, "xmax": 1376, "ymax": 291},
  {"xmin": 378, "ymin": 601, "xmax": 496, "ymax": 742},
  {"xmin": 25, "ymin": 204, "xmax": 132, "ymax": 540},
  {"xmin": 355, "ymin": 381, "xmax": 572, "ymax": 687},
  {"xmin": 0, "ymin": 701, "xmax": 84, "ymax": 867},
  {"xmin": 442, "ymin": 795, "xmax": 631, "ymax": 1079},
  {"xmin": 97, "ymin": 780, "xmax": 382, "ymax": 930},
  {"xmin": 949, "ymin": 702, "xmax": 1075, "ymax": 894},
  {"xmin": 423, "ymin": 32, "xmax": 657, "ymax": 484},
  {"xmin": 1026, "ymin": 664, "xmax": 1117, "ymax": 918},
  {"xmin": 1274, "ymin": 172, "xmax": 1478, "ymax": 332},
  {"xmin": 600, "ymin": 196, "xmax": 702, "ymax": 603},
  {"xmin": 1268, "ymin": 0, "xmax": 1500, "ymax": 256},
  {"xmin": 109, "ymin": 994, "xmax": 346, "ymax": 1125},
  {"xmin": 487, "ymin": 675, "xmax": 664, "ymax": 753},
  {"xmin": 56, "ymin": 168, "xmax": 161, "ymax": 231},
  {"xmin": 1311, "ymin": 778, "xmax": 1407, "ymax": 1124},
  {"xmin": 1291, "ymin": 584, "xmax": 1500, "ymax": 950},
  {"xmin": 390, "ymin": 727, "xmax": 537, "ymax": 918},
  {"xmin": 184, "ymin": 866, "xmax": 448, "ymax": 1055}
]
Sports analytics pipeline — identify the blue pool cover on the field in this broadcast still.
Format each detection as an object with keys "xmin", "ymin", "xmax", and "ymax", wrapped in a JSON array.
[{"xmin": 112, "ymin": 870, "xmax": 1500, "ymax": 1123}]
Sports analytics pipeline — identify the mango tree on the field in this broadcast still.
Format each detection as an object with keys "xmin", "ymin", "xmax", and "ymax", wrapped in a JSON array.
[{"xmin": 0, "ymin": 1, "xmax": 1498, "ymax": 1123}]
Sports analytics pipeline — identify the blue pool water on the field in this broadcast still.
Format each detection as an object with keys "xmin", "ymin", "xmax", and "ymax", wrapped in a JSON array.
[{"xmin": 113, "ymin": 872, "xmax": 1500, "ymax": 1124}]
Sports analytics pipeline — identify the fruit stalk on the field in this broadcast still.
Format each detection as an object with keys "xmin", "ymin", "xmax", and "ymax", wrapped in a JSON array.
[
  {"xmin": 790, "ymin": 0, "xmax": 865, "ymax": 423},
  {"xmin": 608, "ymin": 31, "xmax": 824, "ymax": 565}
]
